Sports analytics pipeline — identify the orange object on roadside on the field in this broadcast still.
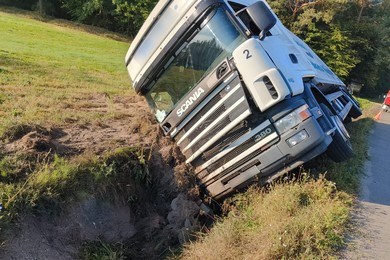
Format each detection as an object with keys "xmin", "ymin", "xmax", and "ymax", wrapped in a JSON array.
[
  {"xmin": 374, "ymin": 111, "xmax": 382, "ymax": 120},
  {"xmin": 384, "ymin": 90, "xmax": 390, "ymax": 106}
]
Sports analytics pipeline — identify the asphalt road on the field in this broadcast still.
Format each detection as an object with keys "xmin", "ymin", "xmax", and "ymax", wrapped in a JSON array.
[{"xmin": 343, "ymin": 110, "xmax": 390, "ymax": 259}]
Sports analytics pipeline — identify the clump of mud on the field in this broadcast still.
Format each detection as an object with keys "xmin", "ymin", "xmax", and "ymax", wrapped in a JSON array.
[{"xmin": 3, "ymin": 124, "xmax": 72, "ymax": 155}]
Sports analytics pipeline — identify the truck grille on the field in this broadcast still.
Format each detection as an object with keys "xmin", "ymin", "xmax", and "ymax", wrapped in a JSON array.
[
  {"xmin": 173, "ymin": 73, "xmax": 279, "ymax": 191},
  {"xmin": 175, "ymin": 74, "xmax": 251, "ymax": 161},
  {"xmin": 199, "ymin": 124, "xmax": 278, "ymax": 186}
]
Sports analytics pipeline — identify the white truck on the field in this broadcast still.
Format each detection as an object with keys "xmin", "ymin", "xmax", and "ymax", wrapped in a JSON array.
[{"xmin": 125, "ymin": 0, "xmax": 362, "ymax": 200}]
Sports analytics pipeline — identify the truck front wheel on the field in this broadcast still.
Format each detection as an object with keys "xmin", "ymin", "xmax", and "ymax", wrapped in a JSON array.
[{"xmin": 320, "ymin": 104, "xmax": 353, "ymax": 162}]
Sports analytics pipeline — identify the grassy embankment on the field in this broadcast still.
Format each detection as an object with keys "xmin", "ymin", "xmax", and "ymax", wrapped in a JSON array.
[{"xmin": 0, "ymin": 7, "xmax": 376, "ymax": 259}]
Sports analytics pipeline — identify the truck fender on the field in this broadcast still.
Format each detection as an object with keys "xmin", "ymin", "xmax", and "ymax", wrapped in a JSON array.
[{"xmin": 304, "ymin": 83, "xmax": 335, "ymax": 115}]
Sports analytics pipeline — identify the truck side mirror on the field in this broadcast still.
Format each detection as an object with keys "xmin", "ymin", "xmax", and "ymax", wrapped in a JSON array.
[{"xmin": 246, "ymin": 1, "xmax": 276, "ymax": 40}]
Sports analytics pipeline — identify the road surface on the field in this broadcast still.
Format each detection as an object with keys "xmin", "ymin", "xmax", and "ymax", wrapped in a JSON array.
[{"xmin": 343, "ymin": 110, "xmax": 390, "ymax": 259}]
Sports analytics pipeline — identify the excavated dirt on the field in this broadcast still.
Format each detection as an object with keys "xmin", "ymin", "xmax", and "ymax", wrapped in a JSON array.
[
  {"xmin": 2, "ymin": 95, "xmax": 158, "ymax": 157},
  {"xmin": 0, "ymin": 93, "xmax": 203, "ymax": 259}
]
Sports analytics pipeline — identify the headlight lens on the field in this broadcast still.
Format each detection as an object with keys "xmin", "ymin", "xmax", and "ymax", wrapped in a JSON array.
[
  {"xmin": 286, "ymin": 130, "xmax": 309, "ymax": 147},
  {"xmin": 275, "ymin": 105, "xmax": 311, "ymax": 134}
]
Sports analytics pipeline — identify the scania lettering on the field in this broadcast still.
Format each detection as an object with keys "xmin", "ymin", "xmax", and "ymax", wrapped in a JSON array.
[
  {"xmin": 125, "ymin": 0, "xmax": 362, "ymax": 200},
  {"xmin": 177, "ymin": 87, "xmax": 205, "ymax": 117}
]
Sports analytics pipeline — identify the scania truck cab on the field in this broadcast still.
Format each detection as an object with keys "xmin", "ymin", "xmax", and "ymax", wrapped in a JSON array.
[{"xmin": 125, "ymin": 0, "xmax": 362, "ymax": 200}]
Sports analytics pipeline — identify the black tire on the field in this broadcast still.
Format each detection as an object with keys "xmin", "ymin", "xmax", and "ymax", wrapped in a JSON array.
[
  {"xmin": 348, "ymin": 102, "xmax": 363, "ymax": 119},
  {"xmin": 320, "ymin": 104, "xmax": 353, "ymax": 162},
  {"xmin": 343, "ymin": 116, "xmax": 352, "ymax": 124}
]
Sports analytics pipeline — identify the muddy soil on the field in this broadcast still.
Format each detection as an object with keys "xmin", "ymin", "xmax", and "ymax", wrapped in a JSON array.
[
  {"xmin": 0, "ymin": 94, "xmax": 203, "ymax": 259},
  {"xmin": 2, "ymin": 94, "xmax": 158, "ymax": 157}
]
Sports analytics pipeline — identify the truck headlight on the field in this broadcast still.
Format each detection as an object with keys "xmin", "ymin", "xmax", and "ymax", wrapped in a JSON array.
[
  {"xmin": 286, "ymin": 130, "xmax": 309, "ymax": 147},
  {"xmin": 275, "ymin": 105, "xmax": 311, "ymax": 134}
]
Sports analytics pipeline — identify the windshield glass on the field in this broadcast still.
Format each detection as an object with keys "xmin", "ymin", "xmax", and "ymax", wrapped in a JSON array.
[{"xmin": 146, "ymin": 7, "xmax": 246, "ymax": 122}]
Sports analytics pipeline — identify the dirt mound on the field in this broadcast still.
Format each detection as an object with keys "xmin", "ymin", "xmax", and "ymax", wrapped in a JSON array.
[
  {"xmin": 3, "ymin": 126, "xmax": 72, "ymax": 155},
  {"xmin": 2, "ymin": 95, "xmax": 158, "ymax": 158}
]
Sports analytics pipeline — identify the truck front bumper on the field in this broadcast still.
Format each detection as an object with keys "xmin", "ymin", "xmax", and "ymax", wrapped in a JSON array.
[{"xmin": 204, "ymin": 114, "xmax": 333, "ymax": 200}]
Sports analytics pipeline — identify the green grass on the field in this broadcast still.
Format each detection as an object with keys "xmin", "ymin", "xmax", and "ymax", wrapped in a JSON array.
[
  {"xmin": 317, "ymin": 118, "xmax": 373, "ymax": 194},
  {"xmin": 4, "ymin": 147, "xmax": 149, "ymax": 216},
  {"xmin": 355, "ymin": 97, "xmax": 373, "ymax": 110},
  {"xmin": 0, "ymin": 7, "xmax": 134, "ymax": 134},
  {"xmin": 310, "ymin": 97, "xmax": 375, "ymax": 194},
  {"xmin": 79, "ymin": 240, "xmax": 128, "ymax": 260}
]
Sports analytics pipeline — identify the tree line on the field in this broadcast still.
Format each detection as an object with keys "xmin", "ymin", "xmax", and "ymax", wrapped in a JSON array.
[
  {"xmin": 0, "ymin": 0, "xmax": 158, "ymax": 36},
  {"xmin": 269, "ymin": 0, "xmax": 390, "ymax": 96},
  {"xmin": 1, "ymin": 0, "xmax": 389, "ymax": 95}
]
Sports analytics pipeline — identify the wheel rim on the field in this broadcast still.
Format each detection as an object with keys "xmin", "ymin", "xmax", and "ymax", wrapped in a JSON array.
[{"xmin": 331, "ymin": 115, "xmax": 350, "ymax": 142}]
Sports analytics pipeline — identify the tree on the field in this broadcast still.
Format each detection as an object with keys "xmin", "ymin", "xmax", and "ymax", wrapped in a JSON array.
[
  {"xmin": 306, "ymin": 26, "xmax": 359, "ymax": 79},
  {"xmin": 38, "ymin": 0, "xmax": 43, "ymax": 14},
  {"xmin": 60, "ymin": 0, "xmax": 157, "ymax": 36},
  {"xmin": 269, "ymin": 0, "xmax": 358, "ymax": 80},
  {"xmin": 61, "ymin": 0, "xmax": 116, "ymax": 29},
  {"xmin": 268, "ymin": 0, "xmax": 390, "ymax": 94},
  {"xmin": 111, "ymin": 0, "xmax": 157, "ymax": 36},
  {"xmin": 342, "ymin": 0, "xmax": 390, "ymax": 95}
]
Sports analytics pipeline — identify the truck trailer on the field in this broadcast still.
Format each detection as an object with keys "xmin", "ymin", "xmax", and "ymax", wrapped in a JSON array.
[{"xmin": 125, "ymin": 0, "xmax": 362, "ymax": 200}]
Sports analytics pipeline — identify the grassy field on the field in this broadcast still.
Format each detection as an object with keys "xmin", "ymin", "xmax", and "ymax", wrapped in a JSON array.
[
  {"xmin": 0, "ymin": 7, "xmax": 377, "ymax": 260},
  {"xmin": 0, "ymin": 7, "xmax": 134, "ymax": 135}
]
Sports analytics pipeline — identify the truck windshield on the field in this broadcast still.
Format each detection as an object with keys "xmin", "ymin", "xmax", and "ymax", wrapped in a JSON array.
[{"xmin": 146, "ymin": 7, "xmax": 246, "ymax": 122}]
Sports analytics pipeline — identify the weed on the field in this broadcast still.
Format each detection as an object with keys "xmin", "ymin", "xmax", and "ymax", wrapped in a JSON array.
[
  {"xmin": 79, "ymin": 240, "xmax": 128, "ymax": 260},
  {"xmin": 0, "ymin": 153, "xmax": 35, "ymax": 183},
  {"xmin": 0, "ymin": 93, "xmax": 8, "ymax": 105},
  {"xmin": 355, "ymin": 97, "xmax": 372, "ymax": 110}
]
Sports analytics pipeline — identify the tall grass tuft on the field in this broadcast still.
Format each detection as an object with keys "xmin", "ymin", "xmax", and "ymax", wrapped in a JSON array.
[
  {"xmin": 79, "ymin": 240, "xmax": 128, "ymax": 260},
  {"xmin": 178, "ymin": 176, "xmax": 352, "ymax": 259}
]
